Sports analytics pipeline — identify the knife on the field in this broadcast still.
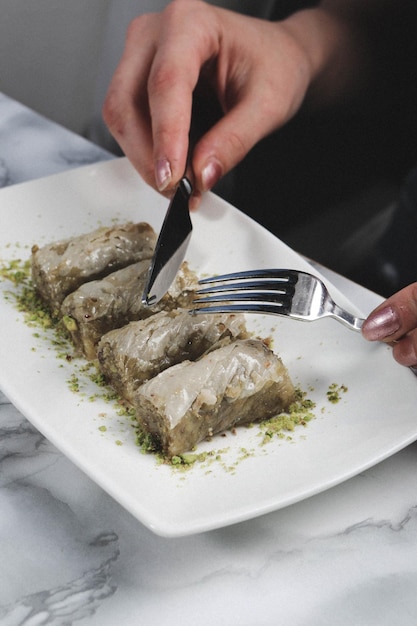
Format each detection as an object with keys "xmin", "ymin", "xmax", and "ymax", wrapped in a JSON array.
[{"xmin": 142, "ymin": 176, "xmax": 193, "ymax": 306}]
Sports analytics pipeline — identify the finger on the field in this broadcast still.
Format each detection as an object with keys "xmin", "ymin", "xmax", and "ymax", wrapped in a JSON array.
[
  {"xmin": 103, "ymin": 14, "xmax": 160, "ymax": 188},
  {"xmin": 187, "ymin": 19, "xmax": 311, "ymax": 193},
  {"xmin": 392, "ymin": 331, "xmax": 417, "ymax": 367},
  {"xmin": 191, "ymin": 118, "xmax": 245, "ymax": 194},
  {"xmin": 147, "ymin": 2, "xmax": 220, "ymax": 191},
  {"xmin": 189, "ymin": 189, "xmax": 202, "ymax": 212},
  {"xmin": 147, "ymin": 58, "xmax": 195, "ymax": 191},
  {"xmin": 362, "ymin": 282, "xmax": 417, "ymax": 342},
  {"xmin": 191, "ymin": 93, "xmax": 287, "ymax": 193}
]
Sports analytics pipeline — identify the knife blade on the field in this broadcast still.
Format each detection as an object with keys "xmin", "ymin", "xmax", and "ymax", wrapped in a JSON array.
[{"xmin": 142, "ymin": 177, "xmax": 193, "ymax": 306}]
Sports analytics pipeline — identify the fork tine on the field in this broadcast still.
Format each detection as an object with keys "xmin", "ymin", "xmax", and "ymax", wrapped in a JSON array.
[
  {"xmin": 194, "ymin": 269, "xmax": 296, "ymax": 315},
  {"xmin": 191, "ymin": 303, "xmax": 290, "ymax": 316},
  {"xmin": 195, "ymin": 291, "xmax": 292, "ymax": 305},
  {"xmin": 198, "ymin": 269, "xmax": 297, "ymax": 284},
  {"xmin": 196, "ymin": 279, "xmax": 290, "ymax": 295}
]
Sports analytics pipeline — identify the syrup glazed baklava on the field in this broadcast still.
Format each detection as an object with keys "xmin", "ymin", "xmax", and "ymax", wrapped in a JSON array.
[
  {"xmin": 31, "ymin": 222, "xmax": 296, "ymax": 459},
  {"xmin": 61, "ymin": 261, "xmax": 198, "ymax": 359},
  {"xmin": 132, "ymin": 339, "xmax": 296, "ymax": 458},
  {"xmin": 97, "ymin": 309, "xmax": 249, "ymax": 401},
  {"xmin": 31, "ymin": 222, "xmax": 156, "ymax": 314}
]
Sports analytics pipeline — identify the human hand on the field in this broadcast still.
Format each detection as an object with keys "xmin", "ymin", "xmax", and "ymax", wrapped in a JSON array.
[
  {"xmin": 103, "ymin": 0, "xmax": 339, "ymax": 207},
  {"xmin": 362, "ymin": 283, "xmax": 417, "ymax": 367}
]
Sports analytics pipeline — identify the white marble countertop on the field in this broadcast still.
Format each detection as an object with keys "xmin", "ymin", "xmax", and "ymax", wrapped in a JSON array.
[{"xmin": 1, "ymin": 91, "xmax": 417, "ymax": 626}]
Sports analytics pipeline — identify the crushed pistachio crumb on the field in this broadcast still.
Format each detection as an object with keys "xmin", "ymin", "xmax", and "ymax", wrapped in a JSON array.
[
  {"xmin": 327, "ymin": 383, "xmax": 348, "ymax": 404},
  {"xmin": 68, "ymin": 374, "xmax": 81, "ymax": 393},
  {"xmin": 258, "ymin": 387, "xmax": 315, "ymax": 445}
]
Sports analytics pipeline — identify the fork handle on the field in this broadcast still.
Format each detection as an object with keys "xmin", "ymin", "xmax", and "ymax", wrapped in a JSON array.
[{"xmin": 331, "ymin": 304, "xmax": 364, "ymax": 331}]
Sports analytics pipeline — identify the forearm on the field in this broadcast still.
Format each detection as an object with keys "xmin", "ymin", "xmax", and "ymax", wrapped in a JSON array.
[
  {"xmin": 284, "ymin": 0, "xmax": 410, "ymax": 110},
  {"xmin": 281, "ymin": 3, "xmax": 374, "ymax": 108}
]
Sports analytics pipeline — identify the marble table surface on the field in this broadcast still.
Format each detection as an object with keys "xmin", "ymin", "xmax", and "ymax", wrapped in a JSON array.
[{"xmin": 1, "ymin": 91, "xmax": 417, "ymax": 626}]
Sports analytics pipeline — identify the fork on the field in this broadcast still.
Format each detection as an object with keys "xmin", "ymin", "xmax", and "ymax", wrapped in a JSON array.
[{"xmin": 192, "ymin": 269, "xmax": 364, "ymax": 331}]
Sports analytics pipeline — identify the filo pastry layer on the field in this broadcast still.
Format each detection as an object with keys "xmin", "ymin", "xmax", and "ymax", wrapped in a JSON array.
[
  {"xmin": 97, "ymin": 309, "xmax": 249, "ymax": 401},
  {"xmin": 132, "ymin": 338, "xmax": 296, "ymax": 457},
  {"xmin": 61, "ymin": 261, "xmax": 198, "ymax": 359},
  {"xmin": 31, "ymin": 222, "xmax": 156, "ymax": 313}
]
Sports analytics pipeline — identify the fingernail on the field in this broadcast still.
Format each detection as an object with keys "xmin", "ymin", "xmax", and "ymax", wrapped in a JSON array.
[
  {"xmin": 155, "ymin": 158, "xmax": 172, "ymax": 192},
  {"xmin": 189, "ymin": 190, "xmax": 202, "ymax": 211},
  {"xmin": 201, "ymin": 158, "xmax": 223, "ymax": 191},
  {"xmin": 362, "ymin": 306, "xmax": 400, "ymax": 341}
]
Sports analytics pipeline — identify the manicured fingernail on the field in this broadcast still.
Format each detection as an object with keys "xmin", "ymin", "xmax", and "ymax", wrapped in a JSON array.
[
  {"xmin": 201, "ymin": 158, "xmax": 223, "ymax": 191},
  {"xmin": 189, "ymin": 190, "xmax": 202, "ymax": 211},
  {"xmin": 155, "ymin": 158, "xmax": 172, "ymax": 191},
  {"xmin": 362, "ymin": 306, "xmax": 400, "ymax": 341}
]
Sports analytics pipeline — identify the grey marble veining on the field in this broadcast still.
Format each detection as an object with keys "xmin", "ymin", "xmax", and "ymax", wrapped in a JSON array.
[
  {"xmin": 1, "ymin": 92, "xmax": 417, "ymax": 626},
  {"xmin": 0, "ymin": 93, "xmax": 112, "ymax": 188}
]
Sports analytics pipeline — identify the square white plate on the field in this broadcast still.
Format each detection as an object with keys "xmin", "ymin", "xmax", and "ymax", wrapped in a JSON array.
[{"xmin": 1, "ymin": 158, "xmax": 417, "ymax": 537}]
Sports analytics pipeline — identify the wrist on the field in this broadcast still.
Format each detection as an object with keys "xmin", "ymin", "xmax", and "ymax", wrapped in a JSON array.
[{"xmin": 282, "ymin": 7, "xmax": 363, "ymax": 106}]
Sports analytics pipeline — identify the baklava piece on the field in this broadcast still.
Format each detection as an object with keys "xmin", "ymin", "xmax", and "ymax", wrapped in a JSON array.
[
  {"xmin": 97, "ymin": 309, "xmax": 249, "ymax": 401},
  {"xmin": 132, "ymin": 338, "xmax": 296, "ymax": 457},
  {"xmin": 31, "ymin": 222, "xmax": 156, "ymax": 313},
  {"xmin": 61, "ymin": 261, "xmax": 198, "ymax": 359}
]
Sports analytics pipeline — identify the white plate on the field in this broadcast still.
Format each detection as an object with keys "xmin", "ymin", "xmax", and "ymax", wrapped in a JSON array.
[{"xmin": 1, "ymin": 158, "xmax": 417, "ymax": 537}]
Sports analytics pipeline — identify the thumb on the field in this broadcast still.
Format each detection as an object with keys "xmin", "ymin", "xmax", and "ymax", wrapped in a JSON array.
[
  {"xmin": 191, "ymin": 99, "xmax": 279, "ymax": 193},
  {"xmin": 362, "ymin": 283, "xmax": 417, "ymax": 342}
]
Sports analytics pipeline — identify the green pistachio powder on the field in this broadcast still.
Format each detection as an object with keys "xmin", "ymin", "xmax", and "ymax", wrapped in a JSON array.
[{"xmin": 0, "ymin": 253, "xmax": 347, "ymax": 472}]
